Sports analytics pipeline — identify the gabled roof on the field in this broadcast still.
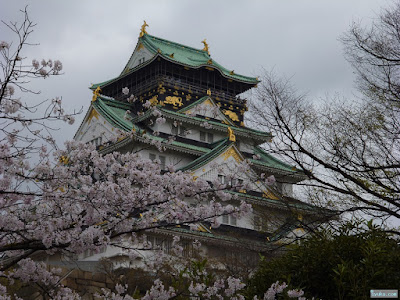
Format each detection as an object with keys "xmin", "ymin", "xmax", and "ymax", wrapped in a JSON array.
[
  {"xmin": 93, "ymin": 96, "xmax": 135, "ymax": 132},
  {"xmin": 85, "ymin": 96, "xmax": 301, "ymax": 177},
  {"xmin": 251, "ymin": 147, "xmax": 306, "ymax": 178},
  {"xmin": 132, "ymin": 105, "xmax": 271, "ymax": 142},
  {"xmin": 179, "ymin": 139, "xmax": 234, "ymax": 172},
  {"xmin": 121, "ymin": 33, "xmax": 259, "ymax": 84},
  {"xmin": 177, "ymin": 96, "xmax": 234, "ymax": 125},
  {"xmin": 91, "ymin": 96, "xmax": 211, "ymax": 155},
  {"xmin": 227, "ymin": 191, "xmax": 316, "ymax": 212},
  {"xmin": 178, "ymin": 96, "xmax": 227, "ymax": 115}
]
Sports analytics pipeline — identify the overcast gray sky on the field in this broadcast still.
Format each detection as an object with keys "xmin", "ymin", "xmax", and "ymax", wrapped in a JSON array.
[{"xmin": 0, "ymin": 0, "xmax": 391, "ymax": 144}]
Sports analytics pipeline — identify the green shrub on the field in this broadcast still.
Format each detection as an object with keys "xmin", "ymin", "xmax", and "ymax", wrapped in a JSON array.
[{"xmin": 246, "ymin": 221, "xmax": 400, "ymax": 300}]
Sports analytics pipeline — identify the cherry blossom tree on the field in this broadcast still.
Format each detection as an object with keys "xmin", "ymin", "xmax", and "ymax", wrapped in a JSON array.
[{"xmin": 0, "ymin": 8, "xmax": 255, "ymax": 299}]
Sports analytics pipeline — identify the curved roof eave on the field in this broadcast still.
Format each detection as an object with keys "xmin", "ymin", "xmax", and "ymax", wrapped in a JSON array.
[
  {"xmin": 91, "ymin": 55, "xmax": 160, "ymax": 91},
  {"xmin": 154, "ymin": 54, "xmax": 259, "ymax": 85},
  {"xmin": 92, "ymin": 55, "xmax": 258, "ymax": 92}
]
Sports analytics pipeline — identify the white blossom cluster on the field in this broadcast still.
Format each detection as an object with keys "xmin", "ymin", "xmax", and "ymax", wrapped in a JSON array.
[
  {"xmin": 0, "ymin": 138, "xmax": 255, "ymax": 297},
  {"xmin": 253, "ymin": 281, "xmax": 306, "ymax": 300},
  {"xmin": 32, "ymin": 58, "xmax": 63, "ymax": 77}
]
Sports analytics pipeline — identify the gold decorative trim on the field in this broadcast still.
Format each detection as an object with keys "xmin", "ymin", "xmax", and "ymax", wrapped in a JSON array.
[
  {"xmin": 222, "ymin": 147, "xmax": 241, "ymax": 162},
  {"xmin": 164, "ymin": 96, "xmax": 183, "ymax": 107},
  {"xmin": 201, "ymin": 39, "xmax": 209, "ymax": 55},
  {"xmin": 149, "ymin": 95, "xmax": 158, "ymax": 106},
  {"xmin": 263, "ymin": 190, "xmax": 279, "ymax": 200},
  {"xmin": 203, "ymin": 99, "xmax": 213, "ymax": 106},
  {"xmin": 87, "ymin": 108, "xmax": 99, "ymax": 124},
  {"xmin": 157, "ymin": 83, "xmax": 166, "ymax": 94},
  {"xmin": 227, "ymin": 127, "xmax": 236, "ymax": 142},
  {"xmin": 92, "ymin": 86, "xmax": 101, "ymax": 102},
  {"xmin": 139, "ymin": 21, "xmax": 148, "ymax": 37},
  {"xmin": 139, "ymin": 21, "xmax": 149, "ymax": 37},
  {"xmin": 59, "ymin": 155, "xmax": 69, "ymax": 165},
  {"xmin": 224, "ymin": 110, "xmax": 239, "ymax": 122}
]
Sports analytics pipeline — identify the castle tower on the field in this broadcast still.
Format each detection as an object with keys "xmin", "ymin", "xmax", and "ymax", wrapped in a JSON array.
[{"xmin": 74, "ymin": 23, "xmax": 318, "ymax": 265}]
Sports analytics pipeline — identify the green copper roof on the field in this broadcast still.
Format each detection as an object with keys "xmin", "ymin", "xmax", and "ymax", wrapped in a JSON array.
[
  {"xmin": 93, "ymin": 95, "xmax": 211, "ymax": 155},
  {"xmin": 227, "ymin": 190, "xmax": 316, "ymax": 211},
  {"xmin": 179, "ymin": 139, "xmax": 233, "ymax": 172},
  {"xmin": 93, "ymin": 96, "xmax": 135, "ymax": 132},
  {"xmin": 252, "ymin": 146, "xmax": 304, "ymax": 175},
  {"xmin": 123, "ymin": 33, "xmax": 258, "ymax": 84},
  {"xmin": 162, "ymin": 107, "xmax": 271, "ymax": 139},
  {"xmin": 167, "ymin": 227, "xmax": 272, "ymax": 249},
  {"xmin": 91, "ymin": 96, "xmax": 300, "ymax": 176},
  {"xmin": 131, "ymin": 105, "xmax": 271, "ymax": 142},
  {"xmin": 92, "ymin": 33, "xmax": 258, "ymax": 91},
  {"xmin": 90, "ymin": 78, "xmax": 117, "ymax": 90},
  {"xmin": 177, "ymin": 96, "xmax": 232, "ymax": 126}
]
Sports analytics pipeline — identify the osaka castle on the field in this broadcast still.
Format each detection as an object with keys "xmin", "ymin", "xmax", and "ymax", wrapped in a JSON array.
[{"xmin": 74, "ymin": 23, "xmax": 320, "ymax": 266}]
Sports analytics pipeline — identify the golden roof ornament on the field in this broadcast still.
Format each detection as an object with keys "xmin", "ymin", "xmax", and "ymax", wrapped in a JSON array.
[
  {"xmin": 59, "ymin": 155, "xmax": 69, "ymax": 165},
  {"xmin": 206, "ymin": 88, "xmax": 211, "ymax": 96},
  {"xmin": 139, "ymin": 21, "xmax": 148, "ymax": 38},
  {"xmin": 227, "ymin": 127, "xmax": 236, "ymax": 142},
  {"xmin": 92, "ymin": 86, "xmax": 101, "ymax": 102},
  {"xmin": 201, "ymin": 39, "xmax": 210, "ymax": 55}
]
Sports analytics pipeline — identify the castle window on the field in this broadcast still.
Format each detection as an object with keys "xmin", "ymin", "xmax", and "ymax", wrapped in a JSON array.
[
  {"xmin": 149, "ymin": 153, "xmax": 166, "ymax": 169},
  {"xmin": 172, "ymin": 125, "xmax": 187, "ymax": 136},
  {"xmin": 200, "ymin": 131, "xmax": 206, "ymax": 141},
  {"xmin": 159, "ymin": 155, "xmax": 166, "ymax": 169},
  {"xmin": 254, "ymin": 215, "xmax": 268, "ymax": 232},
  {"xmin": 222, "ymin": 215, "xmax": 228, "ymax": 224},
  {"xmin": 207, "ymin": 133, "xmax": 214, "ymax": 143},
  {"xmin": 222, "ymin": 215, "xmax": 237, "ymax": 226},
  {"xmin": 200, "ymin": 131, "xmax": 213, "ymax": 143},
  {"xmin": 89, "ymin": 137, "xmax": 102, "ymax": 147},
  {"xmin": 179, "ymin": 126, "xmax": 187, "ymax": 136}
]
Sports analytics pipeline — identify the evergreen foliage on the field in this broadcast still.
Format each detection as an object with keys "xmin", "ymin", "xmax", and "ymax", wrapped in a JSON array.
[{"xmin": 246, "ymin": 221, "xmax": 400, "ymax": 300}]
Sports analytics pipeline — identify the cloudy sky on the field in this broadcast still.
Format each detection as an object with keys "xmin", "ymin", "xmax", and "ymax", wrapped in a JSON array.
[{"xmin": 1, "ymin": 0, "xmax": 391, "ymax": 144}]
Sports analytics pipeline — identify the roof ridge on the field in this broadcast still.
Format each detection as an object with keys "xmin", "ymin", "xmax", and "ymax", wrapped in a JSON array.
[
  {"xmin": 177, "ymin": 96, "xmax": 210, "ymax": 113},
  {"xmin": 98, "ymin": 95, "xmax": 132, "ymax": 110},
  {"xmin": 157, "ymin": 107, "xmax": 271, "ymax": 137},
  {"xmin": 94, "ymin": 98, "xmax": 132, "ymax": 131},
  {"xmin": 254, "ymin": 146, "xmax": 294, "ymax": 169},
  {"xmin": 143, "ymin": 34, "xmax": 209, "ymax": 56},
  {"xmin": 179, "ymin": 138, "xmax": 231, "ymax": 171}
]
